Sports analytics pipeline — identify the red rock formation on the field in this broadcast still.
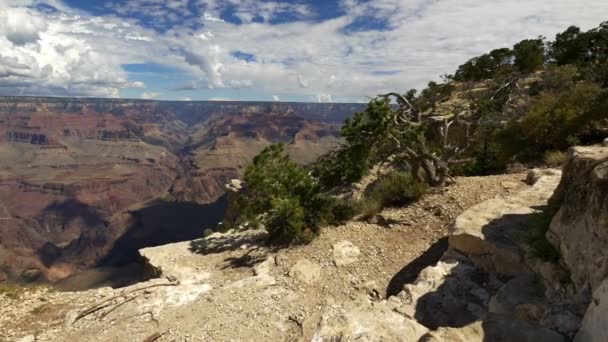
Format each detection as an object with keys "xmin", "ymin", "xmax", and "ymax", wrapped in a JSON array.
[{"xmin": 0, "ymin": 97, "xmax": 358, "ymax": 283}]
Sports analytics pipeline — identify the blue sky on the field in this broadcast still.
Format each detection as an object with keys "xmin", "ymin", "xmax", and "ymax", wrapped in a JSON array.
[{"xmin": 1, "ymin": 0, "xmax": 608, "ymax": 102}]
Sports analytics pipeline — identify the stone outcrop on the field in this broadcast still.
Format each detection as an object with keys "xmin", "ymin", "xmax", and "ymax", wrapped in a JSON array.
[
  {"xmin": 449, "ymin": 168, "xmax": 561, "ymax": 276},
  {"xmin": 547, "ymin": 146, "xmax": 608, "ymax": 294},
  {"xmin": 576, "ymin": 278, "xmax": 608, "ymax": 341},
  {"xmin": 312, "ymin": 296, "xmax": 429, "ymax": 342},
  {"xmin": 289, "ymin": 259, "xmax": 322, "ymax": 285}
]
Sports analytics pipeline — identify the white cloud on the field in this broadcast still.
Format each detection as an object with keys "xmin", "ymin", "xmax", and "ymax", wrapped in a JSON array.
[
  {"xmin": 314, "ymin": 94, "xmax": 333, "ymax": 103},
  {"xmin": 272, "ymin": 95, "xmax": 280, "ymax": 101},
  {"xmin": 202, "ymin": 12, "xmax": 224, "ymax": 23},
  {"xmin": 0, "ymin": 0, "xmax": 607, "ymax": 101},
  {"xmin": 129, "ymin": 81, "xmax": 146, "ymax": 88},
  {"xmin": 182, "ymin": 96, "xmax": 192, "ymax": 101},
  {"xmin": 141, "ymin": 91, "xmax": 160, "ymax": 99}
]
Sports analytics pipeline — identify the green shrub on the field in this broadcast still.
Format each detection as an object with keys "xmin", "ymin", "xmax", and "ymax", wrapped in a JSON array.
[
  {"xmin": 359, "ymin": 198, "xmax": 383, "ymax": 220},
  {"xmin": 314, "ymin": 196, "xmax": 361, "ymax": 226},
  {"xmin": 223, "ymin": 144, "xmax": 321, "ymax": 245},
  {"xmin": 529, "ymin": 210, "xmax": 561, "ymax": 263},
  {"xmin": 543, "ymin": 150, "xmax": 567, "ymax": 167},
  {"xmin": 360, "ymin": 172, "xmax": 426, "ymax": 218}
]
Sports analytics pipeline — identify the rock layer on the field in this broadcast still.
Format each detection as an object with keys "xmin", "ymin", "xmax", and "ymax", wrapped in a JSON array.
[
  {"xmin": 0, "ymin": 97, "xmax": 356, "ymax": 283},
  {"xmin": 547, "ymin": 146, "xmax": 608, "ymax": 293}
]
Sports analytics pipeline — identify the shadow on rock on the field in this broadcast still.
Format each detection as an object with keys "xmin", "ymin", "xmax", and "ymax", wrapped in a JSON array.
[
  {"xmin": 414, "ymin": 262, "xmax": 491, "ymax": 330},
  {"xmin": 188, "ymin": 230, "xmax": 267, "ymax": 255},
  {"xmin": 221, "ymin": 249, "xmax": 273, "ymax": 270},
  {"xmin": 386, "ymin": 237, "xmax": 449, "ymax": 297},
  {"xmin": 99, "ymin": 197, "xmax": 227, "ymax": 267}
]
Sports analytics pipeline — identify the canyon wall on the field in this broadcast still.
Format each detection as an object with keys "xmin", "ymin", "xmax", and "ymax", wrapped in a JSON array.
[{"xmin": 0, "ymin": 97, "xmax": 362, "ymax": 283}]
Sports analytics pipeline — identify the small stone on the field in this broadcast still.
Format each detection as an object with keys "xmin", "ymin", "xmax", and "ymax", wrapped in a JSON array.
[
  {"xmin": 21, "ymin": 268, "xmax": 41, "ymax": 283},
  {"xmin": 332, "ymin": 241, "xmax": 361, "ymax": 267},
  {"xmin": 17, "ymin": 335, "xmax": 35, "ymax": 342},
  {"xmin": 289, "ymin": 259, "xmax": 321, "ymax": 285}
]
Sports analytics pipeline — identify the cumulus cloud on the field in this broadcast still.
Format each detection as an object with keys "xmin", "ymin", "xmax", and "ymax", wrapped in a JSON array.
[
  {"xmin": 314, "ymin": 94, "xmax": 333, "ymax": 103},
  {"xmin": 1, "ymin": 0, "xmax": 608, "ymax": 101},
  {"xmin": 140, "ymin": 91, "xmax": 160, "ymax": 99},
  {"xmin": 272, "ymin": 95, "xmax": 280, "ymax": 101}
]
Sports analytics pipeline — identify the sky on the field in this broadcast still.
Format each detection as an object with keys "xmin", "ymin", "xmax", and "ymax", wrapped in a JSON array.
[{"xmin": 0, "ymin": 0, "xmax": 607, "ymax": 102}]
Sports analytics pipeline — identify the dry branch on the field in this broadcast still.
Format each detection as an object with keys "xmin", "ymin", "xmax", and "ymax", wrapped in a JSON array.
[{"xmin": 73, "ymin": 282, "xmax": 178, "ymax": 324}]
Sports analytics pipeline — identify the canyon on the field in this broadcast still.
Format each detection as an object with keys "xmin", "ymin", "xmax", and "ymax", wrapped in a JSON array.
[{"xmin": 0, "ymin": 96, "xmax": 365, "ymax": 284}]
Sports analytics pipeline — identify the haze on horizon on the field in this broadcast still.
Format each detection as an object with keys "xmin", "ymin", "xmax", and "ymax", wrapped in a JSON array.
[{"xmin": 1, "ymin": 0, "xmax": 607, "ymax": 103}]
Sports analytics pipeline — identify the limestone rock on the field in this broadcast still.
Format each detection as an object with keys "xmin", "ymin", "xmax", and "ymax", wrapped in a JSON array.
[
  {"xmin": 489, "ymin": 274, "xmax": 545, "ymax": 317},
  {"xmin": 332, "ymin": 241, "xmax": 361, "ymax": 266},
  {"xmin": 547, "ymin": 146, "xmax": 608, "ymax": 292},
  {"xmin": 395, "ymin": 260, "xmax": 490, "ymax": 329},
  {"xmin": 526, "ymin": 168, "xmax": 560, "ymax": 185},
  {"xmin": 253, "ymin": 256, "xmax": 275, "ymax": 276},
  {"xmin": 575, "ymin": 278, "xmax": 608, "ymax": 342},
  {"xmin": 228, "ymin": 274, "xmax": 276, "ymax": 289},
  {"xmin": 312, "ymin": 297, "xmax": 428, "ymax": 342},
  {"xmin": 420, "ymin": 314, "xmax": 567, "ymax": 342},
  {"xmin": 289, "ymin": 259, "xmax": 321, "ymax": 285},
  {"xmin": 17, "ymin": 335, "xmax": 36, "ymax": 342},
  {"xmin": 602, "ymin": 137, "xmax": 608, "ymax": 147},
  {"xmin": 450, "ymin": 170, "xmax": 561, "ymax": 275},
  {"xmin": 225, "ymin": 179, "xmax": 243, "ymax": 192}
]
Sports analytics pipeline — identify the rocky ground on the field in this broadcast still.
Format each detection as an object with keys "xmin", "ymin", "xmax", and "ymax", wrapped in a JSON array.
[{"xmin": 0, "ymin": 172, "xmax": 530, "ymax": 342}]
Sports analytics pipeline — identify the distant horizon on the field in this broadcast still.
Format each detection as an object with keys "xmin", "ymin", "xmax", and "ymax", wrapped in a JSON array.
[
  {"xmin": 0, "ymin": 94, "xmax": 368, "ymax": 105},
  {"xmin": 1, "ymin": 1, "xmax": 607, "ymax": 102}
]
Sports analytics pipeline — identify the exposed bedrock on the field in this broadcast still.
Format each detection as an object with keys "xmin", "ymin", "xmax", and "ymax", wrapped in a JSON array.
[
  {"xmin": 315, "ymin": 145, "xmax": 608, "ymax": 341},
  {"xmin": 547, "ymin": 146, "xmax": 608, "ymax": 294}
]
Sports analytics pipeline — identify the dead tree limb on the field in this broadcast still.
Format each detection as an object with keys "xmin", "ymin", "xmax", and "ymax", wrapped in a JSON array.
[{"xmin": 73, "ymin": 282, "xmax": 178, "ymax": 324}]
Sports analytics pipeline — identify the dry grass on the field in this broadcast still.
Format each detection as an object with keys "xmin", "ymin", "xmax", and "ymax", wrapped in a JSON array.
[
  {"xmin": 544, "ymin": 150, "xmax": 567, "ymax": 167},
  {"xmin": 0, "ymin": 283, "xmax": 54, "ymax": 300}
]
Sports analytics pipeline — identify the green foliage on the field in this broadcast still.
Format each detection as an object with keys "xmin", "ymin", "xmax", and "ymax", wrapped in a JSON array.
[
  {"xmin": 413, "ymin": 82, "xmax": 456, "ymax": 111},
  {"xmin": 551, "ymin": 22, "xmax": 608, "ymax": 86},
  {"xmin": 225, "ymin": 144, "xmax": 362, "ymax": 245},
  {"xmin": 454, "ymin": 48, "xmax": 515, "ymax": 81},
  {"xmin": 361, "ymin": 172, "xmax": 427, "ymax": 218},
  {"xmin": 314, "ymin": 97, "xmax": 427, "ymax": 188},
  {"xmin": 513, "ymin": 38, "xmax": 546, "ymax": 73},
  {"xmin": 223, "ymin": 144, "xmax": 321, "ymax": 244},
  {"xmin": 543, "ymin": 150, "xmax": 567, "ymax": 167},
  {"xmin": 495, "ymin": 81, "xmax": 603, "ymax": 162},
  {"xmin": 551, "ymin": 26, "xmax": 589, "ymax": 65},
  {"xmin": 529, "ymin": 210, "xmax": 561, "ymax": 263}
]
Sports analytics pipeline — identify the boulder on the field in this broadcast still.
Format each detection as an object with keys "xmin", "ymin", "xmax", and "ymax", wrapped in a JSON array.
[
  {"xmin": 526, "ymin": 168, "xmax": 560, "ymax": 185},
  {"xmin": 289, "ymin": 259, "xmax": 321, "ymax": 285},
  {"xmin": 21, "ymin": 268, "xmax": 41, "ymax": 283},
  {"xmin": 253, "ymin": 256, "xmax": 275, "ymax": 276},
  {"xmin": 332, "ymin": 241, "xmax": 361, "ymax": 267},
  {"xmin": 547, "ymin": 146, "xmax": 608, "ymax": 292},
  {"xmin": 420, "ymin": 314, "xmax": 567, "ymax": 342},
  {"xmin": 449, "ymin": 171, "xmax": 561, "ymax": 275},
  {"xmin": 575, "ymin": 278, "xmax": 608, "ymax": 342},
  {"xmin": 489, "ymin": 274, "xmax": 545, "ymax": 317},
  {"xmin": 602, "ymin": 138, "xmax": 608, "ymax": 147},
  {"xmin": 225, "ymin": 179, "xmax": 243, "ymax": 192},
  {"xmin": 392, "ymin": 261, "xmax": 490, "ymax": 329},
  {"xmin": 312, "ymin": 296, "xmax": 428, "ymax": 342}
]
